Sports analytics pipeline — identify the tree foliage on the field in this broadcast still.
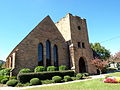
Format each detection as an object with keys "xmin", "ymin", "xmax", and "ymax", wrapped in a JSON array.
[
  {"xmin": 90, "ymin": 58, "xmax": 108, "ymax": 74},
  {"xmin": 0, "ymin": 60, "xmax": 5, "ymax": 69},
  {"xmin": 111, "ymin": 51, "xmax": 120, "ymax": 61},
  {"xmin": 91, "ymin": 43, "xmax": 110, "ymax": 60},
  {"xmin": 109, "ymin": 51, "xmax": 120, "ymax": 65}
]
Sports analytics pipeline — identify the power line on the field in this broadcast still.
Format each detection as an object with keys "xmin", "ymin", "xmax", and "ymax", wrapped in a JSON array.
[{"xmin": 100, "ymin": 35, "xmax": 120, "ymax": 43}]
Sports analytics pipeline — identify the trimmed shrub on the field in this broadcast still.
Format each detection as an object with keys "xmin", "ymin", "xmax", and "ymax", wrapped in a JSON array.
[
  {"xmin": 16, "ymin": 82, "xmax": 32, "ymax": 87},
  {"xmin": 19, "ymin": 68, "xmax": 32, "ymax": 74},
  {"xmin": 30, "ymin": 78, "xmax": 41, "ymax": 85},
  {"xmin": 64, "ymin": 75, "xmax": 72, "ymax": 82},
  {"xmin": 47, "ymin": 66, "xmax": 56, "ymax": 71},
  {"xmin": 59, "ymin": 65, "xmax": 68, "ymax": 71},
  {"xmin": 76, "ymin": 73, "xmax": 83, "ymax": 80},
  {"xmin": 52, "ymin": 76, "xmax": 62, "ymax": 83},
  {"xmin": 0, "ymin": 76, "xmax": 10, "ymax": 83},
  {"xmin": 71, "ymin": 77, "xmax": 77, "ymax": 81},
  {"xmin": 17, "ymin": 70, "xmax": 74, "ymax": 83},
  {"xmin": 24, "ymin": 82, "xmax": 32, "ymax": 86},
  {"xmin": 34, "ymin": 66, "xmax": 46, "ymax": 72},
  {"xmin": 6, "ymin": 80, "xmax": 18, "ymax": 87},
  {"xmin": 0, "ymin": 76, "xmax": 5, "ymax": 83},
  {"xmin": 3, "ymin": 75, "xmax": 10, "ymax": 79},
  {"xmin": 16, "ymin": 83, "xmax": 24, "ymax": 87},
  {"xmin": 41, "ymin": 80, "xmax": 54, "ymax": 84},
  {"xmin": 0, "ymin": 68, "xmax": 11, "ymax": 76},
  {"xmin": 82, "ymin": 73, "xmax": 89, "ymax": 77},
  {"xmin": 1, "ymin": 78, "xmax": 8, "ymax": 84}
]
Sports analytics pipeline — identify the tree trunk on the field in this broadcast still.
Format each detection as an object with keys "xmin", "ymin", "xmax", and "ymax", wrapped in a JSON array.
[{"xmin": 99, "ymin": 69, "xmax": 102, "ymax": 74}]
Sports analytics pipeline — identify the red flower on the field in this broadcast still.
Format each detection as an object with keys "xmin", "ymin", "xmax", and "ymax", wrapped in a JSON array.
[{"xmin": 103, "ymin": 78, "xmax": 118, "ymax": 83}]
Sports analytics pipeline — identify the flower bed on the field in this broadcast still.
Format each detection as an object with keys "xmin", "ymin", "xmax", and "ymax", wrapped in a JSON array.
[{"xmin": 103, "ymin": 77, "xmax": 120, "ymax": 83}]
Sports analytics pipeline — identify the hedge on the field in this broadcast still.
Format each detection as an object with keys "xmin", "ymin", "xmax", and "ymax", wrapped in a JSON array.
[{"xmin": 17, "ymin": 70, "xmax": 74, "ymax": 83}]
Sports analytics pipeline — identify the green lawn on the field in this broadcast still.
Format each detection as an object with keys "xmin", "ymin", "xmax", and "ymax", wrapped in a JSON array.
[{"xmin": 25, "ymin": 72, "xmax": 120, "ymax": 90}]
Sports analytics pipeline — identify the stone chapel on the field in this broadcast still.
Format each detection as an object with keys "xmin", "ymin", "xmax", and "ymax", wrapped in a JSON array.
[{"xmin": 4, "ymin": 13, "xmax": 97, "ymax": 75}]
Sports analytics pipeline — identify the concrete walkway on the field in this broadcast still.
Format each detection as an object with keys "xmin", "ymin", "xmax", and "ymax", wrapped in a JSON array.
[{"xmin": 0, "ymin": 74, "xmax": 109, "ymax": 90}]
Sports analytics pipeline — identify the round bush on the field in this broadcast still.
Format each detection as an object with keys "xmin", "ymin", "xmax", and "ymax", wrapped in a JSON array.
[
  {"xmin": 1, "ymin": 78, "xmax": 8, "ymax": 84},
  {"xmin": 0, "ymin": 76, "xmax": 5, "ymax": 83},
  {"xmin": 52, "ymin": 76, "xmax": 62, "ymax": 83},
  {"xmin": 24, "ymin": 82, "xmax": 32, "ymax": 86},
  {"xmin": 82, "ymin": 73, "xmax": 89, "ymax": 77},
  {"xmin": 0, "ymin": 68, "xmax": 11, "ymax": 76},
  {"xmin": 47, "ymin": 66, "xmax": 56, "ymax": 71},
  {"xmin": 59, "ymin": 65, "xmax": 68, "ymax": 71},
  {"xmin": 16, "ymin": 83, "xmax": 24, "ymax": 87},
  {"xmin": 19, "ymin": 68, "xmax": 32, "ymax": 73},
  {"xmin": 34, "ymin": 66, "xmax": 46, "ymax": 72},
  {"xmin": 76, "ymin": 73, "xmax": 83, "ymax": 80},
  {"xmin": 6, "ymin": 80, "xmax": 18, "ymax": 87},
  {"xmin": 64, "ymin": 75, "xmax": 72, "ymax": 82},
  {"xmin": 30, "ymin": 78, "xmax": 41, "ymax": 85},
  {"xmin": 71, "ymin": 77, "xmax": 77, "ymax": 81},
  {"xmin": 41, "ymin": 80, "xmax": 54, "ymax": 84}
]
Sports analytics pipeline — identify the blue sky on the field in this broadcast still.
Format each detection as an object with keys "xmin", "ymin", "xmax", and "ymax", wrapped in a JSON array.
[{"xmin": 0, "ymin": 0, "xmax": 120, "ymax": 61}]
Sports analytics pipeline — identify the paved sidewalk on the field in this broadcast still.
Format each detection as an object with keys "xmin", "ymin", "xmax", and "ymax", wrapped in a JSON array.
[{"xmin": 0, "ymin": 73, "xmax": 109, "ymax": 90}]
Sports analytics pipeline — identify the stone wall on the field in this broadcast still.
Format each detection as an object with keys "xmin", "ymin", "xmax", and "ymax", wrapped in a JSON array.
[
  {"xmin": 69, "ymin": 14, "xmax": 96, "ymax": 74},
  {"xmin": 5, "ymin": 13, "xmax": 97, "ymax": 76},
  {"xmin": 6, "ymin": 16, "xmax": 69, "ymax": 75}
]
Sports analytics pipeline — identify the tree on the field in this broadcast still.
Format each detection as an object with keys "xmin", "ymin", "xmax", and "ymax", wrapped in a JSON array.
[
  {"xmin": 91, "ymin": 43, "xmax": 110, "ymax": 60},
  {"xmin": 90, "ymin": 58, "xmax": 108, "ymax": 74},
  {"xmin": 112, "ymin": 51, "xmax": 120, "ymax": 60},
  {"xmin": 109, "ymin": 51, "xmax": 120, "ymax": 68},
  {"xmin": 0, "ymin": 60, "xmax": 5, "ymax": 69}
]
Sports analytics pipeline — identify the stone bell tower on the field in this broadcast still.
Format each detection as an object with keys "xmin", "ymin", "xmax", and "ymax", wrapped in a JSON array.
[{"xmin": 56, "ymin": 13, "xmax": 96, "ymax": 74}]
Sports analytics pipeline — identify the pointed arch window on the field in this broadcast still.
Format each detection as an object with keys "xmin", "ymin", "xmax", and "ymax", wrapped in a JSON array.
[
  {"xmin": 38, "ymin": 43, "xmax": 43, "ymax": 66},
  {"xmin": 46, "ymin": 40, "xmax": 51, "ymax": 66},
  {"xmin": 53, "ymin": 45, "xmax": 58, "ymax": 67},
  {"xmin": 11, "ymin": 56, "xmax": 13, "ymax": 68}
]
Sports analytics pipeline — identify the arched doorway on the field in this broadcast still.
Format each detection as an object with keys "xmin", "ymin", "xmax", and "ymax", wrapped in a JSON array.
[{"xmin": 79, "ymin": 57, "xmax": 86, "ymax": 73}]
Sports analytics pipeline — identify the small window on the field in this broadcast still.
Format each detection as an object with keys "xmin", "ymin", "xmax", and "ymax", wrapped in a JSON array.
[
  {"xmin": 78, "ymin": 26, "xmax": 81, "ymax": 30},
  {"xmin": 82, "ymin": 43, "xmax": 85, "ymax": 48},
  {"xmin": 78, "ymin": 42, "xmax": 81, "ymax": 48}
]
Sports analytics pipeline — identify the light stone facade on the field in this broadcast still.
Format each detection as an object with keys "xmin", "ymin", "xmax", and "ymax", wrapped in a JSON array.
[{"xmin": 5, "ymin": 13, "xmax": 97, "ymax": 76}]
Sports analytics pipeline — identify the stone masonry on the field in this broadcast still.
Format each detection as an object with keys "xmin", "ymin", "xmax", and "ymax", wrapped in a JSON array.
[{"xmin": 4, "ymin": 13, "xmax": 97, "ymax": 76}]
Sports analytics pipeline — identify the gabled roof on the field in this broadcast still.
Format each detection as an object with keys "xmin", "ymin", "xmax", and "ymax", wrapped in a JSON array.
[{"xmin": 6, "ymin": 15, "xmax": 54, "ymax": 59}]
